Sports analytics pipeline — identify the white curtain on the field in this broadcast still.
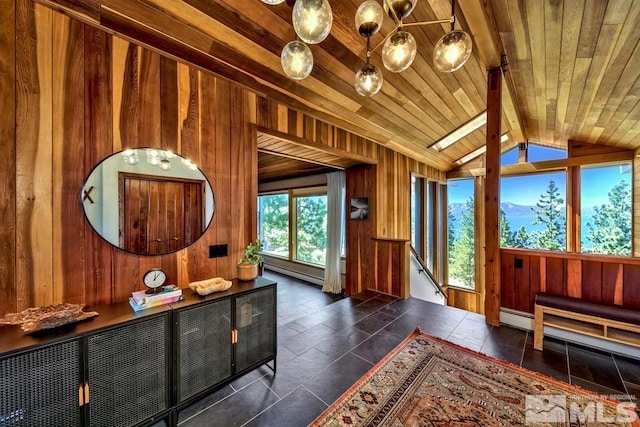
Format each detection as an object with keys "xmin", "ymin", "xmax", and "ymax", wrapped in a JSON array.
[{"xmin": 323, "ymin": 171, "xmax": 345, "ymax": 294}]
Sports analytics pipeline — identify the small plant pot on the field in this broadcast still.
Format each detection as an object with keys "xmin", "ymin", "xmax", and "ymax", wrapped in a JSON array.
[{"xmin": 237, "ymin": 262, "xmax": 258, "ymax": 281}]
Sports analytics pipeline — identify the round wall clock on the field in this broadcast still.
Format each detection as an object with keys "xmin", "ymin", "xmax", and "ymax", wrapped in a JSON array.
[{"xmin": 143, "ymin": 268, "xmax": 167, "ymax": 294}]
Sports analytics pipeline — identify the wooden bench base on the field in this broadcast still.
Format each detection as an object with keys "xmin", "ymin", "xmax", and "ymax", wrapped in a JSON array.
[{"xmin": 534, "ymin": 304, "xmax": 640, "ymax": 351}]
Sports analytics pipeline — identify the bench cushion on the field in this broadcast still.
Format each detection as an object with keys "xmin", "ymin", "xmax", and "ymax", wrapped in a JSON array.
[{"xmin": 535, "ymin": 292, "xmax": 640, "ymax": 326}]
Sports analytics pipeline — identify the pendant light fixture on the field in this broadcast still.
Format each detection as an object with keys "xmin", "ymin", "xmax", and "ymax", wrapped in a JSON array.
[
  {"xmin": 355, "ymin": 0, "xmax": 384, "ymax": 36},
  {"xmin": 292, "ymin": 0, "xmax": 333, "ymax": 44},
  {"xmin": 281, "ymin": 40, "xmax": 314, "ymax": 80},
  {"xmin": 381, "ymin": 30, "xmax": 416, "ymax": 72},
  {"xmin": 264, "ymin": 0, "xmax": 333, "ymax": 80},
  {"xmin": 433, "ymin": 0, "xmax": 472, "ymax": 72},
  {"xmin": 354, "ymin": 0, "xmax": 472, "ymax": 96},
  {"xmin": 354, "ymin": 1, "xmax": 384, "ymax": 96},
  {"xmin": 433, "ymin": 29, "xmax": 472, "ymax": 72},
  {"xmin": 383, "ymin": 0, "xmax": 416, "ymax": 20}
]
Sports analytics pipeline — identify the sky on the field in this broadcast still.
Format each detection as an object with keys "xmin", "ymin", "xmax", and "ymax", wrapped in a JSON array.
[{"xmin": 449, "ymin": 144, "xmax": 631, "ymax": 208}]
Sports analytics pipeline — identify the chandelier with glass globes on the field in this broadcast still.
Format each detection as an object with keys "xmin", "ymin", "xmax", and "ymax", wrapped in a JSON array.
[
  {"xmin": 355, "ymin": 0, "xmax": 472, "ymax": 96},
  {"xmin": 261, "ymin": 0, "xmax": 472, "ymax": 97},
  {"xmin": 261, "ymin": 0, "xmax": 333, "ymax": 80}
]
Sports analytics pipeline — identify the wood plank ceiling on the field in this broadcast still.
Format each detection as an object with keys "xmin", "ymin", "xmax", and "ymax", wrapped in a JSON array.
[
  {"xmin": 257, "ymin": 129, "xmax": 376, "ymax": 182},
  {"xmin": 39, "ymin": 0, "xmax": 640, "ymax": 172}
]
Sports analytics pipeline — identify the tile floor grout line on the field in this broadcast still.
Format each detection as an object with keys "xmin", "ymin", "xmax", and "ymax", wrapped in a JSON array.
[
  {"xmin": 611, "ymin": 354, "xmax": 632, "ymax": 400},
  {"xmin": 304, "ymin": 384, "xmax": 332, "ymax": 408},
  {"xmin": 519, "ymin": 331, "xmax": 528, "ymax": 367},
  {"xmin": 351, "ymin": 349, "xmax": 376, "ymax": 366},
  {"xmin": 239, "ymin": 384, "xmax": 305, "ymax": 426},
  {"xmin": 565, "ymin": 341, "xmax": 572, "ymax": 384}
]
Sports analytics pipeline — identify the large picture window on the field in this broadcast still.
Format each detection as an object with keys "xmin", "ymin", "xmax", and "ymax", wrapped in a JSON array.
[
  {"xmin": 258, "ymin": 193, "xmax": 290, "ymax": 257},
  {"xmin": 258, "ymin": 187, "xmax": 329, "ymax": 267},
  {"xmin": 500, "ymin": 171, "xmax": 567, "ymax": 251},
  {"xmin": 447, "ymin": 178, "xmax": 475, "ymax": 290},
  {"xmin": 294, "ymin": 193, "xmax": 328, "ymax": 265},
  {"xmin": 580, "ymin": 163, "xmax": 631, "ymax": 255}
]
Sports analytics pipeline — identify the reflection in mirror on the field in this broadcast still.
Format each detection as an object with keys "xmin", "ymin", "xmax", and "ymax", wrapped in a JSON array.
[{"xmin": 82, "ymin": 148, "xmax": 215, "ymax": 255}]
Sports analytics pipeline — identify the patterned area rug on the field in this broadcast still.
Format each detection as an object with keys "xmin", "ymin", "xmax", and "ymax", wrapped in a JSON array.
[{"xmin": 310, "ymin": 328, "xmax": 639, "ymax": 427}]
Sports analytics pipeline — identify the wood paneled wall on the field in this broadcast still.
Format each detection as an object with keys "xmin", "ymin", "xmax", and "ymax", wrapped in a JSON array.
[
  {"xmin": 0, "ymin": 1, "xmax": 256, "ymax": 315},
  {"xmin": 0, "ymin": 1, "xmax": 447, "ymax": 314},
  {"xmin": 253, "ymin": 99, "xmax": 445, "ymax": 298},
  {"xmin": 252, "ymin": 96, "xmax": 445, "ymax": 242},
  {"xmin": 0, "ymin": 0, "xmax": 16, "ymax": 315},
  {"xmin": 501, "ymin": 248, "xmax": 640, "ymax": 314},
  {"xmin": 345, "ymin": 166, "xmax": 374, "ymax": 295},
  {"xmin": 372, "ymin": 239, "xmax": 409, "ymax": 298}
]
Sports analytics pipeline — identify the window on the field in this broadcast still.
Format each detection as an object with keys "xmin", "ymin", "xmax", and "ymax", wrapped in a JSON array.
[
  {"xmin": 258, "ymin": 193, "xmax": 289, "ymax": 258},
  {"xmin": 447, "ymin": 178, "xmax": 475, "ymax": 290},
  {"xmin": 527, "ymin": 144, "xmax": 566, "ymax": 162},
  {"xmin": 411, "ymin": 175, "xmax": 419, "ymax": 249},
  {"xmin": 500, "ymin": 171, "xmax": 566, "ymax": 251},
  {"xmin": 501, "ymin": 147, "xmax": 519, "ymax": 166},
  {"xmin": 580, "ymin": 163, "xmax": 631, "ymax": 255},
  {"xmin": 258, "ymin": 187, "xmax": 331, "ymax": 267},
  {"xmin": 294, "ymin": 192, "xmax": 327, "ymax": 265}
]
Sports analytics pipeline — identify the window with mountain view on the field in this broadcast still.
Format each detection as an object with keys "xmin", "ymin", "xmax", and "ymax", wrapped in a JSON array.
[
  {"xmin": 580, "ymin": 163, "xmax": 631, "ymax": 256},
  {"xmin": 447, "ymin": 178, "xmax": 475, "ymax": 290},
  {"xmin": 500, "ymin": 171, "xmax": 567, "ymax": 251}
]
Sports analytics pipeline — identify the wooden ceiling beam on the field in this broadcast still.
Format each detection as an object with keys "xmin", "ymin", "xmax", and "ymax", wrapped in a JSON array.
[
  {"xmin": 461, "ymin": 0, "xmax": 528, "ymax": 144},
  {"xmin": 257, "ymin": 128, "xmax": 377, "ymax": 165}
]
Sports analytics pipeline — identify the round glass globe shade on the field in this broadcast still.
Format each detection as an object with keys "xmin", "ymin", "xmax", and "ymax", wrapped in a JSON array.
[
  {"xmin": 281, "ymin": 40, "xmax": 314, "ymax": 80},
  {"xmin": 355, "ymin": 64, "xmax": 383, "ymax": 97},
  {"xmin": 261, "ymin": 0, "xmax": 285, "ymax": 4},
  {"xmin": 355, "ymin": 0, "xmax": 384, "ymax": 37},
  {"xmin": 292, "ymin": 0, "xmax": 333, "ymax": 44},
  {"xmin": 382, "ymin": 31, "xmax": 416, "ymax": 72},
  {"xmin": 383, "ymin": 0, "xmax": 416, "ymax": 20},
  {"xmin": 433, "ymin": 30, "xmax": 472, "ymax": 72}
]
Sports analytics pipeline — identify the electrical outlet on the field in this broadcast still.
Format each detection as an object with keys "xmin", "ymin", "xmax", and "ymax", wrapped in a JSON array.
[{"xmin": 209, "ymin": 244, "xmax": 228, "ymax": 258}]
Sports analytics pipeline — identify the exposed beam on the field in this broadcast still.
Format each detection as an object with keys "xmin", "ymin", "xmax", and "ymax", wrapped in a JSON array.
[
  {"xmin": 461, "ymin": 0, "xmax": 527, "ymax": 144},
  {"xmin": 447, "ymin": 150, "xmax": 635, "ymax": 179},
  {"xmin": 257, "ymin": 127, "xmax": 377, "ymax": 166},
  {"xmin": 484, "ymin": 68, "xmax": 502, "ymax": 326}
]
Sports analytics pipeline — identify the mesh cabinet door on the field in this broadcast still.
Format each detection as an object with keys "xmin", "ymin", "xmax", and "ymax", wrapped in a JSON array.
[
  {"xmin": 0, "ymin": 340, "xmax": 81, "ymax": 426},
  {"xmin": 176, "ymin": 299, "xmax": 232, "ymax": 402},
  {"xmin": 87, "ymin": 314, "xmax": 169, "ymax": 427},
  {"xmin": 234, "ymin": 287, "xmax": 275, "ymax": 373}
]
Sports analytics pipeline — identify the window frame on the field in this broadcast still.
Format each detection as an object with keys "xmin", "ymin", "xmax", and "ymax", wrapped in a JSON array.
[
  {"xmin": 291, "ymin": 187, "xmax": 328, "ymax": 266},
  {"xmin": 257, "ymin": 191, "xmax": 291, "ymax": 259},
  {"xmin": 258, "ymin": 186, "xmax": 334, "ymax": 268}
]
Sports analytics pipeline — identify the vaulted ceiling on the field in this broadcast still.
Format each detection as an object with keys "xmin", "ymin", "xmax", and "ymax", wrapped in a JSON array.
[{"xmin": 45, "ymin": 0, "xmax": 640, "ymax": 172}]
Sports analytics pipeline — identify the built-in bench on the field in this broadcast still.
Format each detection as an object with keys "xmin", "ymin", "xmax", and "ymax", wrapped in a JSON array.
[{"xmin": 534, "ymin": 292, "xmax": 640, "ymax": 351}]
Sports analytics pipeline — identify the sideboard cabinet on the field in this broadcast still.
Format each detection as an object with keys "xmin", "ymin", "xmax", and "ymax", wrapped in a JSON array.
[
  {"xmin": 0, "ymin": 277, "xmax": 276, "ymax": 427},
  {"xmin": 172, "ymin": 284, "xmax": 276, "ymax": 407}
]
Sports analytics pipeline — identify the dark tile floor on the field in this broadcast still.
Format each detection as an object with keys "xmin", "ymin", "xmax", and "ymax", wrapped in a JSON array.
[{"xmin": 177, "ymin": 271, "xmax": 640, "ymax": 426}]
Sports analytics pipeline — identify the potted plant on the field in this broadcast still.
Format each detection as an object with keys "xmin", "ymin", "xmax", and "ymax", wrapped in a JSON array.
[{"xmin": 237, "ymin": 239, "xmax": 263, "ymax": 281}]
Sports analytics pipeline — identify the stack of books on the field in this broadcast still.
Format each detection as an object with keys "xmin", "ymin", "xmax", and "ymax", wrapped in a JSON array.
[{"xmin": 129, "ymin": 288, "xmax": 183, "ymax": 312}]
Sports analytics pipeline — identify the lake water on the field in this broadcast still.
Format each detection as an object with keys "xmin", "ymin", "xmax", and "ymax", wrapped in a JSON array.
[{"xmin": 451, "ymin": 215, "xmax": 595, "ymax": 247}]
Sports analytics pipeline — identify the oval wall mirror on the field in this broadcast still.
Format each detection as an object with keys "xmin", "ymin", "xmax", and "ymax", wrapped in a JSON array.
[{"xmin": 82, "ymin": 148, "xmax": 215, "ymax": 255}]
